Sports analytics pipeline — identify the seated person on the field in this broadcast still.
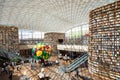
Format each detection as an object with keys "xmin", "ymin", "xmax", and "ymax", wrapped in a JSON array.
[
  {"xmin": 58, "ymin": 54, "xmax": 62, "ymax": 59},
  {"xmin": 48, "ymin": 61, "xmax": 52, "ymax": 66},
  {"xmin": 44, "ymin": 60, "xmax": 48, "ymax": 66},
  {"xmin": 38, "ymin": 68, "xmax": 49, "ymax": 80},
  {"xmin": 63, "ymin": 55, "xmax": 68, "ymax": 61}
]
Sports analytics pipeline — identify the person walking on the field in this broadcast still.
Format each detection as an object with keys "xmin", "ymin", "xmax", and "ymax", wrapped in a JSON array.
[
  {"xmin": 55, "ymin": 59, "xmax": 59, "ymax": 66},
  {"xmin": 75, "ymin": 68, "xmax": 79, "ymax": 78},
  {"xmin": 0, "ymin": 69, "xmax": 1, "ymax": 76},
  {"xmin": 16, "ymin": 65, "xmax": 19, "ymax": 71},
  {"xmin": 5, "ymin": 65, "xmax": 8, "ymax": 74},
  {"xmin": 1, "ymin": 68, "xmax": 4, "ymax": 75},
  {"xmin": 9, "ymin": 71, "xmax": 13, "ymax": 80},
  {"xmin": 8, "ymin": 64, "xmax": 14, "ymax": 80}
]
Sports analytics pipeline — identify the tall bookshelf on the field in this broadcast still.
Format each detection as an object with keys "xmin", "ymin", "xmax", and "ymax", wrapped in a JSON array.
[
  {"xmin": 44, "ymin": 32, "xmax": 65, "ymax": 55},
  {"xmin": 89, "ymin": 1, "xmax": 120, "ymax": 79},
  {"xmin": 0, "ymin": 26, "xmax": 19, "ymax": 53}
]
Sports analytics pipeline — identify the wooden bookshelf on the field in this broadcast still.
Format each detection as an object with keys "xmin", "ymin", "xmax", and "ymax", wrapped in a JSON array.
[
  {"xmin": 0, "ymin": 26, "xmax": 19, "ymax": 53},
  {"xmin": 44, "ymin": 32, "xmax": 65, "ymax": 55},
  {"xmin": 19, "ymin": 49, "xmax": 32, "ymax": 57},
  {"xmin": 89, "ymin": 1, "xmax": 120, "ymax": 79}
]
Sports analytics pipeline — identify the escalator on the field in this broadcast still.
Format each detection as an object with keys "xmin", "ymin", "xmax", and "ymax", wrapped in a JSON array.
[
  {"xmin": 65, "ymin": 53, "xmax": 88, "ymax": 72},
  {"xmin": 0, "ymin": 48, "xmax": 19, "ymax": 59},
  {"xmin": 0, "ymin": 48, "xmax": 27, "ymax": 64}
]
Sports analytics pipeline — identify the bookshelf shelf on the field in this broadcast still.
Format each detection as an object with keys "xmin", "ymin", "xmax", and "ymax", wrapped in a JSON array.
[
  {"xmin": 89, "ymin": 1, "xmax": 120, "ymax": 79},
  {"xmin": 0, "ymin": 26, "xmax": 19, "ymax": 53}
]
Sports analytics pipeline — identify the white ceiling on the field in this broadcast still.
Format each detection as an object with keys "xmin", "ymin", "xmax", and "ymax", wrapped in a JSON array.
[{"xmin": 0, "ymin": 0, "xmax": 117, "ymax": 32}]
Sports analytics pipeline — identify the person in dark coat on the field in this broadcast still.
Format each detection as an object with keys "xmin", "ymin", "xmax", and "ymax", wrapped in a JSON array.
[
  {"xmin": 9, "ymin": 71, "xmax": 13, "ymax": 80},
  {"xmin": 75, "ymin": 68, "xmax": 79, "ymax": 78}
]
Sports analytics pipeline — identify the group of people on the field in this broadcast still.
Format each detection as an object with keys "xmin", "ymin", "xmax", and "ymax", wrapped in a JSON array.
[
  {"xmin": 63, "ymin": 54, "xmax": 71, "ymax": 63},
  {"xmin": 0, "ymin": 60, "xmax": 24, "ymax": 80},
  {"xmin": 0, "ymin": 61, "xmax": 15, "ymax": 80},
  {"xmin": 38, "ymin": 67, "xmax": 50, "ymax": 80}
]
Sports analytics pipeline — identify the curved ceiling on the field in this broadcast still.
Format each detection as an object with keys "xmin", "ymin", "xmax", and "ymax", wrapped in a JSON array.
[{"xmin": 0, "ymin": 0, "xmax": 117, "ymax": 32}]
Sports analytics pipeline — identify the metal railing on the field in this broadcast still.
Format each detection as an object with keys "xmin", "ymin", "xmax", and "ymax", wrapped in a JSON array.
[{"xmin": 65, "ymin": 53, "xmax": 88, "ymax": 72}]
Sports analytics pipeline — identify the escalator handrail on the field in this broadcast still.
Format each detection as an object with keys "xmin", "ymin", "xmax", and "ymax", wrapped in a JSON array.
[
  {"xmin": 69, "ymin": 57, "xmax": 88, "ymax": 72},
  {"xmin": 65, "ymin": 55, "xmax": 88, "ymax": 72},
  {"xmin": 67, "ymin": 55, "xmax": 88, "ymax": 70},
  {"xmin": 67, "ymin": 53, "xmax": 88, "ymax": 68}
]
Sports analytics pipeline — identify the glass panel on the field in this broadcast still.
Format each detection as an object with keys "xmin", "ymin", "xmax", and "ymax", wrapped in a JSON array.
[{"xmin": 65, "ymin": 24, "xmax": 89, "ymax": 45}]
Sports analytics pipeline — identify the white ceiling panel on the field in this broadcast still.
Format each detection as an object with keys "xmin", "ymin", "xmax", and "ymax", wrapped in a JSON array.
[{"xmin": 0, "ymin": 0, "xmax": 118, "ymax": 32}]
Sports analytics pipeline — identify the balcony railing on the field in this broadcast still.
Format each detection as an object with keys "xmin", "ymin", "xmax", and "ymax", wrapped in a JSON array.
[{"xmin": 57, "ymin": 44, "xmax": 88, "ymax": 52}]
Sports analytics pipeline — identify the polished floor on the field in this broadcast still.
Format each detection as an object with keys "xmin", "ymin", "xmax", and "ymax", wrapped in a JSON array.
[{"xmin": 0, "ymin": 56, "xmax": 112, "ymax": 80}]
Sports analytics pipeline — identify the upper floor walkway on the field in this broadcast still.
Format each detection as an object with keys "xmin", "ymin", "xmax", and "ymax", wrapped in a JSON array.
[{"xmin": 20, "ymin": 44, "xmax": 88, "ymax": 52}]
